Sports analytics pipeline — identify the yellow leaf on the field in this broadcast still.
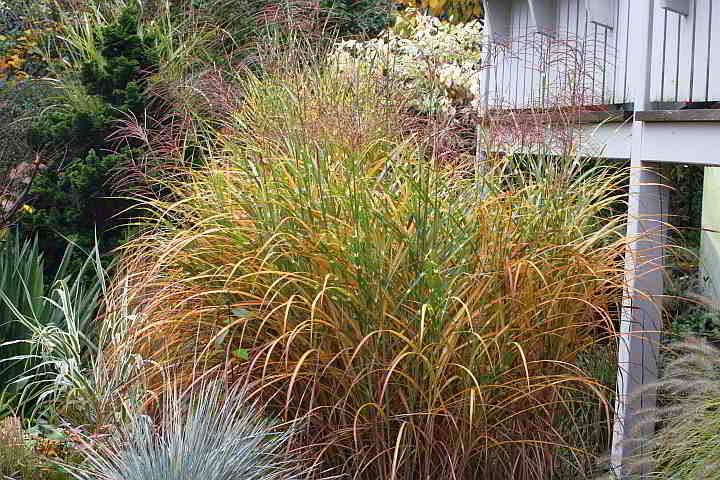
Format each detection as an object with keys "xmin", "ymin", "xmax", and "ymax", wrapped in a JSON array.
[
  {"xmin": 0, "ymin": 35, "xmax": 6, "ymax": 41},
  {"xmin": 7, "ymin": 57, "xmax": 25, "ymax": 68}
]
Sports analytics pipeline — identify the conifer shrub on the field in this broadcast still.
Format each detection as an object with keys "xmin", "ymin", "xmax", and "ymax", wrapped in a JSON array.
[{"xmin": 21, "ymin": 4, "xmax": 159, "ymax": 273}]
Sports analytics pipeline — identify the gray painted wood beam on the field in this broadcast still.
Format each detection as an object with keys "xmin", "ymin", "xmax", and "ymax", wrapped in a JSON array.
[
  {"xmin": 658, "ymin": 0, "xmax": 691, "ymax": 16},
  {"xmin": 611, "ymin": 0, "xmax": 662, "ymax": 476},
  {"xmin": 586, "ymin": 0, "xmax": 617, "ymax": 29},
  {"xmin": 482, "ymin": 0, "xmax": 513, "ymax": 42},
  {"xmin": 635, "ymin": 109, "xmax": 720, "ymax": 121},
  {"xmin": 528, "ymin": 0, "xmax": 558, "ymax": 36},
  {"xmin": 611, "ymin": 163, "xmax": 667, "ymax": 478},
  {"xmin": 610, "ymin": 0, "xmax": 667, "ymax": 478}
]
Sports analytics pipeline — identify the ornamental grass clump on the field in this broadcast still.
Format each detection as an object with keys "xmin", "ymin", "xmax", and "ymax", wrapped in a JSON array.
[
  {"xmin": 67, "ymin": 376, "xmax": 308, "ymax": 480},
  {"xmin": 629, "ymin": 337, "xmax": 720, "ymax": 479},
  {"xmin": 111, "ymin": 56, "xmax": 628, "ymax": 480}
]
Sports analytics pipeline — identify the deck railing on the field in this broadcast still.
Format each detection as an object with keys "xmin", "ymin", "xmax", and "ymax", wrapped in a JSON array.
[
  {"xmin": 651, "ymin": 0, "xmax": 720, "ymax": 104},
  {"xmin": 483, "ymin": 0, "xmax": 720, "ymax": 111}
]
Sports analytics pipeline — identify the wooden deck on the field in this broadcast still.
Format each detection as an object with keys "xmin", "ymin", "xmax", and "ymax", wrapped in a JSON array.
[{"xmin": 483, "ymin": 0, "xmax": 720, "ymax": 111}]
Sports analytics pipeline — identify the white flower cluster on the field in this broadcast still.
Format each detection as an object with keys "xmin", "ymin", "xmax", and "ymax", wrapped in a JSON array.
[{"xmin": 328, "ymin": 10, "xmax": 486, "ymax": 116}]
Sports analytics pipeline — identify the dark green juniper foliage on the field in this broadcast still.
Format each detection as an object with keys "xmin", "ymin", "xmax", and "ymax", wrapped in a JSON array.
[
  {"xmin": 319, "ymin": 0, "xmax": 393, "ymax": 37},
  {"xmin": 22, "ymin": 6, "xmax": 158, "ymax": 275}
]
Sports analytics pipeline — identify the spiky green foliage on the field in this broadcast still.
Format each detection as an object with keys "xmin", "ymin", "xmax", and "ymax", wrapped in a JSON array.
[
  {"xmin": 66, "ymin": 376, "xmax": 311, "ymax": 480},
  {"xmin": 2, "ymin": 240, "xmax": 163, "ymax": 433},
  {"xmin": 0, "ymin": 230, "xmax": 104, "ymax": 408}
]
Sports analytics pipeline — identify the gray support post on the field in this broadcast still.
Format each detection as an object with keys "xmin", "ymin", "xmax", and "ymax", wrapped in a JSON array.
[
  {"xmin": 610, "ymin": 162, "xmax": 667, "ymax": 477},
  {"xmin": 611, "ymin": 0, "xmax": 665, "ymax": 476}
]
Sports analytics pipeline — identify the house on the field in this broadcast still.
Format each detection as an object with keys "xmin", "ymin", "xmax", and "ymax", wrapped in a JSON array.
[
  {"xmin": 702, "ymin": 169, "xmax": 720, "ymax": 301},
  {"xmin": 479, "ymin": 0, "xmax": 720, "ymax": 476}
]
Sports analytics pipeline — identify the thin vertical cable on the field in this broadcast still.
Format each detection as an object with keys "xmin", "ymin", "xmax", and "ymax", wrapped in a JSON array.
[
  {"xmin": 582, "ymin": 9, "xmax": 588, "ymax": 106},
  {"xmin": 675, "ymin": 14, "xmax": 681, "ymax": 102},
  {"xmin": 523, "ymin": 7, "xmax": 530, "ymax": 108},
  {"xmin": 623, "ymin": 0, "xmax": 631, "ymax": 101},
  {"xmin": 706, "ymin": 0, "xmax": 713, "ymax": 101},
  {"xmin": 689, "ymin": 0, "xmax": 697, "ymax": 101},
  {"xmin": 603, "ymin": 27, "xmax": 609, "ymax": 104},
  {"xmin": 514, "ymin": 10, "xmax": 521, "ymax": 108},
  {"xmin": 661, "ymin": 9, "xmax": 669, "ymax": 101},
  {"xmin": 612, "ymin": 0, "xmax": 621, "ymax": 104}
]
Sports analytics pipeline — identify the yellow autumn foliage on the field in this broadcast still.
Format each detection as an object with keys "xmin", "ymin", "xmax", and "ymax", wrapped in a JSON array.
[
  {"xmin": 395, "ymin": 0, "xmax": 483, "ymax": 22},
  {"xmin": 0, "ymin": 21, "xmax": 54, "ymax": 83}
]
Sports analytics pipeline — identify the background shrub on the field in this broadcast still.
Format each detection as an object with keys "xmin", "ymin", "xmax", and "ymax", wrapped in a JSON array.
[
  {"xmin": 20, "ymin": 4, "xmax": 159, "ymax": 275},
  {"xmin": 328, "ymin": 10, "xmax": 484, "ymax": 117},
  {"xmin": 394, "ymin": 0, "xmax": 483, "ymax": 22},
  {"xmin": 0, "ymin": 0, "xmax": 56, "ymax": 84},
  {"xmin": 0, "ymin": 80, "xmax": 54, "ymax": 231}
]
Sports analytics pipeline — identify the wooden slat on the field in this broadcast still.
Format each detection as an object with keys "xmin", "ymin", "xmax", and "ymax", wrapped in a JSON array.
[
  {"xmin": 691, "ymin": 0, "xmax": 710, "ymax": 101},
  {"xmin": 620, "ymin": 0, "xmax": 632, "ymax": 102},
  {"xmin": 484, "ymin": 0, "xmax": 720, "ymax": 112},
  {"xmin": 484, "ymin": 107, "xmax": 631, "ymax": 124},
  {"xmin": 707, "ymin": 0, "xmax": 720, "ymax": 100},
  {"xmin": 635, "ymin": 109, "xmax": 720, "ymax": 121}
]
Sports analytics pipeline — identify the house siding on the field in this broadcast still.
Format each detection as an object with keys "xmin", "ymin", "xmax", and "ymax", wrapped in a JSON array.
[{"xmin": 702, "ymin": 167, "xmax": 720, "ymax": 301}]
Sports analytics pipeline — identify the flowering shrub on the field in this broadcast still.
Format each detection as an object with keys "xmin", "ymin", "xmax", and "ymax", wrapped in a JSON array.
[
  {"xmin": 395, "ymin": 0, "xmax": 483, "ymax": 22},
  {"xmin": 328, "ymin": 9, "xmax": 485, "ymax": 116}
]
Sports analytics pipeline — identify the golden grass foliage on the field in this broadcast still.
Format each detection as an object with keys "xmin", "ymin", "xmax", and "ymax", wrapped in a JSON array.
[{"xmin": 111, "ymin": 59, "xmax": 628, "ymax": 479}]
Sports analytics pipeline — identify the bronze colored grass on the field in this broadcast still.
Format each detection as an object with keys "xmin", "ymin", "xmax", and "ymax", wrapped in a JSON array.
[{"xmin": 110, "ymin": 56, "xmax": 628, "ymax": 480}]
